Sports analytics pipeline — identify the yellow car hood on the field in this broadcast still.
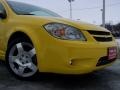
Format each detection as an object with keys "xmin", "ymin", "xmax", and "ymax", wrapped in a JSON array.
[
  {"xmin": 45, "ymin": 17, "xmax": 109, "ymax": 32},
  {"xmin": 17, "ymin": 15, "xmax": 109, "ymax": 32}
]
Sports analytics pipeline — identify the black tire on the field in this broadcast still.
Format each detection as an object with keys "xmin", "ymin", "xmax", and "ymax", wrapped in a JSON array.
[{"xmin": 6, "ymin": 37, "xmax": 39, "ymax": 80}]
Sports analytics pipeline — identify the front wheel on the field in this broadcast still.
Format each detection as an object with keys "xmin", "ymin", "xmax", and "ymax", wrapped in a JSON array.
[{"xmin": 6, "ymin": 38, "xmax": 38, "ymax": 79}]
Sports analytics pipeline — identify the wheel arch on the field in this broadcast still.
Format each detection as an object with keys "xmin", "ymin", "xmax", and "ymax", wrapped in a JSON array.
[
  {"xmin": 7, "ymin": 31, "xmax": 33, "ymax": 47},
  {"xmin": 6, "ymin": 30, "xmax": 42, "ymax": 68},
  {"xmin": 6, "ymin": 31, "xmax": 39, "ymax": 79},
  {"xmin": 6, "ymin": 29, "xmax": 43, "ymax": 72}
]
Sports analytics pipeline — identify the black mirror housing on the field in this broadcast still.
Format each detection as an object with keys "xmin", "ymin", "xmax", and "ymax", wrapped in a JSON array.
[{"xmin": 0, "ymin": 10, "xmax": 6, "ymax": 19}]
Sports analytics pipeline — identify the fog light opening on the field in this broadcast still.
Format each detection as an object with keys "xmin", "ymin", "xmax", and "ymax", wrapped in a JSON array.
[{"xmin": 69, "ymin": 60, "xmax": 73, "ymax": 65}]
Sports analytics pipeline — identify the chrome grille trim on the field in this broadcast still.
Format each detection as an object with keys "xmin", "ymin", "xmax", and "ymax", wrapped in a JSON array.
[{"xmin": 88, "ymin": 30, "xmax": 113, "ymax": 42}]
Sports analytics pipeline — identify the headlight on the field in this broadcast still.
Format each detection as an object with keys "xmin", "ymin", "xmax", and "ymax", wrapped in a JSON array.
[{"xmin": 44, "ymin": 23, "xmax": 86, "ymax": 41}]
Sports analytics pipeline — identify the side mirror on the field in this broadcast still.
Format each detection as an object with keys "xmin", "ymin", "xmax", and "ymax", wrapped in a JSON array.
[{"xmin": 0, "ymin": 10, "xmax": 6, "ymax": 19}]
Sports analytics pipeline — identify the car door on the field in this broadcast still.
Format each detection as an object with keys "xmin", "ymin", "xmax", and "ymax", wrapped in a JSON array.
[{"xmin": 0, "ymin": 2, "xmax": 7, "ymax": 58}]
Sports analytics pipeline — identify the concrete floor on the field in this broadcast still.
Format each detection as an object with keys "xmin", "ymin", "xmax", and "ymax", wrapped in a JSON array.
[{"xmin": 0, "ymin": 60, "xmax": 120, "ymax": 90}]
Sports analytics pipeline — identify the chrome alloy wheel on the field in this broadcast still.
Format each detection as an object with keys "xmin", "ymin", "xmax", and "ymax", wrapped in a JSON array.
[{"xmin": 8, "ymin": 42, "xmax": 37, "ymax": 77}]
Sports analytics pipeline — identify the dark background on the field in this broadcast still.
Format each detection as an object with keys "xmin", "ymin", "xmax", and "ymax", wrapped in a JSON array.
[{"xmin": 104, "ymin": 23, "xmax": 120, "ymax": 38}]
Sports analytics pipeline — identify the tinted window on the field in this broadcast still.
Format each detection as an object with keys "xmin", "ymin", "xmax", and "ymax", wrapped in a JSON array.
[
  {"xmin": 7, "ymin": 1, "xmax": 61, "ymax": 17},
  {"xmin": 0, "ymin": 3, "xmax": 6, "ymax": 13}
]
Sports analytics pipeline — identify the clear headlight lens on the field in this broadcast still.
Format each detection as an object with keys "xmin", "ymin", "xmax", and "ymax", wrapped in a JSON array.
[{"xmin": 44, "ymin": 23, "xmax": 86, "ymax": 41}]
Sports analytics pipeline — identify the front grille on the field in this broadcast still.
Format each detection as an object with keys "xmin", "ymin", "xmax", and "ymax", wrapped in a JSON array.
[
  {"xmin": 88, "ymin": 31, "xmax": 110, "ymax": 35},
  {"xmin": 94, "ymin": 37, "xmax": 112, "ymax": 42},
  {"xmin": 88, "ymin": 30, "xmax": 113, "ymax": 42}
]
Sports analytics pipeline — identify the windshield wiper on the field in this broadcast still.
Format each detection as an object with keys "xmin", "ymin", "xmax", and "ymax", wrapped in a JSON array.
[{"xmin": 21, "ymin": 13, "xmax": 35, "ymax": 15}]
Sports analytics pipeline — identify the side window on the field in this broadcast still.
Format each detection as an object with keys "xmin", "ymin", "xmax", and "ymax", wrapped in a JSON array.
[
  {"xmin": 0, "ymin": 2, "xmax": 7, "ymax": 19},
  {"xmin": 0, "ymin": 3, "xmax": 4, "ymax": 11}
]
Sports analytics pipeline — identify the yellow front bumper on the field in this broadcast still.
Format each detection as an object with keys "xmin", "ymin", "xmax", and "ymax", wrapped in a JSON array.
[{"xmin": 36, "ymin": 37, "xmax": 117, "ymax": 74}]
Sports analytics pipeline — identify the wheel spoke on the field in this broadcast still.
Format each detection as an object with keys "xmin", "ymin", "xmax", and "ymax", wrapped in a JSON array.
[
  {"xmin": 14, "ymin": 59, "xmax": 23, "ymax": 66},
  {"xmin": 27, "ymin": 63, "xmax": 37, "ymax": 71},
  {"xmin": 18, "ymin": 66, "xmax": 25, "ymax": 75},
  {"xmin": 23, "ymin": 63, "xmax": 32, "ymax": 67},
  {"xmin": 28, "ymin": 48, "xmax": 36, "ymax": 57},
  {"xmin": 16, "ymin": 43, "xmax": 24, "ymax": 54},
  {"xmin": 9, "ymin": 56, "xmax": 17, "ymax": 63}
]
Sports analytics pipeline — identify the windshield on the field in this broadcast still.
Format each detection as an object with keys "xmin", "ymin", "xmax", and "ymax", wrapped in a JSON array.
[{"xmin": 7, "ymin": 1, "xmax": 61, "ymax": 17}]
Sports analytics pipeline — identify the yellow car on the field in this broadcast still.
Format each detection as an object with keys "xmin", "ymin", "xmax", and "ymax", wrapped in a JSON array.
[{"xmin": 0, "ymin": 0, "xmax": 117, "ymax": 79}]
